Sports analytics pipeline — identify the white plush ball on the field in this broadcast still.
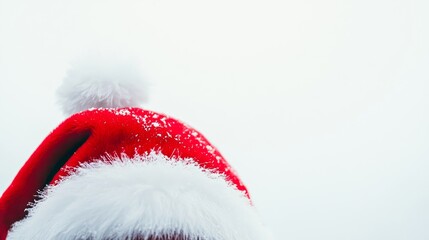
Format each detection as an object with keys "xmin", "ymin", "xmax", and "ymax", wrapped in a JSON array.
[{"xmin": 57, "ymin": 55, "xmax": 148, "ymax": 115}]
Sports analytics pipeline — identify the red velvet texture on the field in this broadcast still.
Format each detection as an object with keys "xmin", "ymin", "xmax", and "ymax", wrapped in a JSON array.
[{"xmin": 0, "ymin": 107, "xmax": 248, "ymax": 239}]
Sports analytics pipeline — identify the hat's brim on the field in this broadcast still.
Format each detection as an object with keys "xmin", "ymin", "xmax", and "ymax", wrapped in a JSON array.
[{"xmin": 8, "ymin": 152, "xmax": 269, "ymax": 240}]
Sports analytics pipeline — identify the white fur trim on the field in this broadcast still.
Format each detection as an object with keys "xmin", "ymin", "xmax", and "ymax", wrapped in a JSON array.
[
  {"xmin": 57, "ymin": 54, "xmax": 148, "ymax": 115},
  {"xmin": 8, "ymin": 153, "xmax": 269, "ymax": 240}
]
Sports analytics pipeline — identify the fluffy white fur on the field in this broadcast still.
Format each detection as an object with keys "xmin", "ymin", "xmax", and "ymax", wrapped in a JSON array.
[
  {"xmin": 8, "ymin": 153, "xmax": 269, "ymax": 240},
  {"xmin": 57, "ymin": 55, "xmax": 148, "ymax": 115}
]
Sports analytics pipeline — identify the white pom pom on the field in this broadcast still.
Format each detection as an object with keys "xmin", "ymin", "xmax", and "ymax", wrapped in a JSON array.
[{"xmin": 57, "ymin": 55, "xmax": 148, "ymax": 115}]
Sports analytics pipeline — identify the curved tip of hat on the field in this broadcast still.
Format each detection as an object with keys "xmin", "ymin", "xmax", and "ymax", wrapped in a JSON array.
[{"xmin": 57, "ymin": 53, "xmax": 149, "ymax": 116}]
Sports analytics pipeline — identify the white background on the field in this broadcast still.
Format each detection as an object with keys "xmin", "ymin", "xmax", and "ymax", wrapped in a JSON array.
[{"xmin": 1, "ymin": 0, "xmax": 429, "ymax": 239}]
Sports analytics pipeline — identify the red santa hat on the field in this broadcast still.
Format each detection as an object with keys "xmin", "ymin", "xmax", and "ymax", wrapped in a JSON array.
[{"xmin": 0, "ymin": 60, "xmax": 270, "ymax": 240}]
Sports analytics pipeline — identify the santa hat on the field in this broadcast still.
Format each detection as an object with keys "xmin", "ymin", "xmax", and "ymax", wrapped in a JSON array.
[{"xmin": 0, "ymin": 60, "xmax": 270, "ymax": 240}]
